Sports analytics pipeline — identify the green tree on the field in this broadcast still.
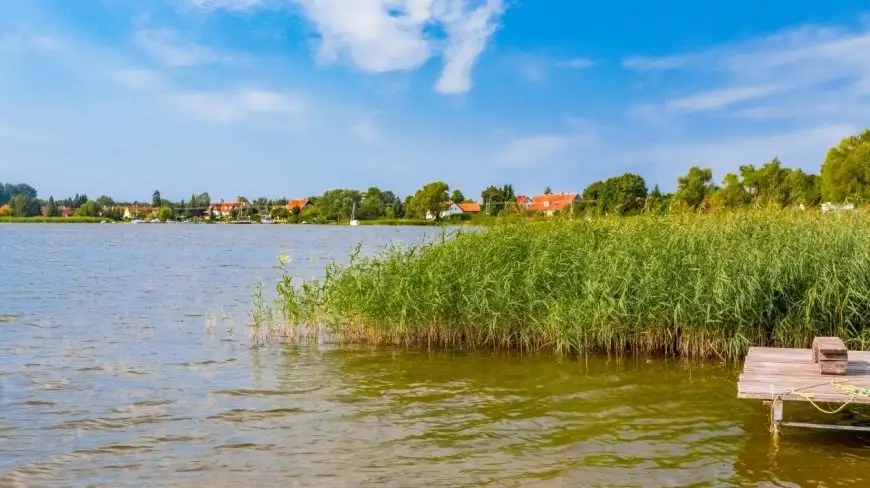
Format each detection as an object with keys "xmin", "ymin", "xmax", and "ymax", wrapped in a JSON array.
[
  {"xmin": 152, "ymin": 190, "xmax": 162, "ymax": 208},
  {"xmin": 75, "ymin": 200, "xmax": 101, "ymax": 217},
  {"xmin": 711, "ymin": 173, "xmax": 751, "ymax": 209},
  {"xmin": 315, "ymin": 189, "xmax": 362, "ymax": 221},
  {"xmin": 480, "ymin": 184, "xmax": 515, "ymax": 216},
  {"xmin": 9, "ymin": 195, "xmax": 40, "ymax": 217},
  {"xmin": 158, "ymin": 206, "xmax": 173, "ymax": 222},
  {"xmin": 674, "ymin": 166, "xmax": 715, "ymax": 211},
  {"xmin": 821, "ymin": 130, "xmax": 870, "ymax": 203},
  {"xmin": 96, "ymin": 195, "xmax": 115, "ymax": 207},
  {"xmin": 361, "ymin": 187, "xmax": 385, "ymax": 219},
  {"xmin": 44, "ymin": 196, "xmax": 59, "ymax": 217},
  {"xmin": 786, "ymin": 170, "xmax": 821, "ymax": 206},
  {"xmin": 544, "ymin": 186, "xmax": 553, "ymax": 195},
  {"xmin": 409, "ymin": 181, "xmax": 449, "ymax": 219},
  {"xmin": 0, "ymin": 182, "xmax": 37, "ymax": 205},
  {"xmin": 601, "ymin": 173, "xmax": 647, "ymax": 215},
  {"xmin": 450, "ymin": 189, "xmax": 465, "ymax": 203}
]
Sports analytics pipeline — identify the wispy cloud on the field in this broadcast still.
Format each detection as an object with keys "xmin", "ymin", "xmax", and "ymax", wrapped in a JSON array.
[
  {"xmin": 513, "ymin": 53, "xmax": 595, "ymax": 83},
  {"xmin": 0, "ymin": 33, "xmax": 61, "ymax": 53},
  {"xmin": 667, "ymin": 83, "xmax": 791, "ymax": 112},
  {"xmin": 134, "ymin": 28, "xmax": 224, "ymax": 67},
  {"xmin": 112, "ymin": 68, "xmax": 166, "ymax": 90},
  {"xmin": 625, "ymin": 26, "xmax": 870, "ymax": 116},
  {"xmin": 184, "ymin": 0, "xmax": 505, "ymax": 94},
  {"xmin": 494, "ymin": 120, "xmax": 599, "ymax": 167},
  {"xmin": 170, "ymin": 89, "xmax": 307, "ymax": 124},
  {"xmin": 350, "ymin": 118, "xmax": 381, "ymax": 144},
  {"xmin": 495, "ymin": 134, "xmax": 569, "ymax": 167},
  {"xmin": 183, "ymin": 0, "xmax": 269, "ymax": 11}
]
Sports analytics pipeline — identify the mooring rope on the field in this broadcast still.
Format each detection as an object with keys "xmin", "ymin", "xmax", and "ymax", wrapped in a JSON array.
[{"xmin": 769, "ymin": 379, "xmax": 862, "ymax": 423}]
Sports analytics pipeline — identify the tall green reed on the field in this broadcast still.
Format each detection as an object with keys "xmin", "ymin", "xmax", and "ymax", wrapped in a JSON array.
[{"xmin": 264, "ymin": 209, "xmax": 870, "ymax": 360}]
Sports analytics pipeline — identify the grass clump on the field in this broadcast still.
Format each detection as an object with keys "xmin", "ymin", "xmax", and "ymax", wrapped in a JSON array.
[{"xmin": 263, "ymin": 209, "xmax": 870, "ymax": 360}]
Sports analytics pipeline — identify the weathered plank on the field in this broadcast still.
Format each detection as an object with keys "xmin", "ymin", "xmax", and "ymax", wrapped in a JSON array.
[{"xmin": 738, "ymin": 346, "xmax": 870, "ymax": 403}]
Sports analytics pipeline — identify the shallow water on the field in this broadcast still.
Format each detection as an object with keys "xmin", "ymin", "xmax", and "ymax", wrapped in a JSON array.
[{"xmin": 1, "ymin": 224, "xmax": 869, "ymax": 487}]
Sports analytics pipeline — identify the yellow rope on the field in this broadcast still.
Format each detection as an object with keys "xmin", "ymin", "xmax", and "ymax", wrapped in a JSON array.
[{"xmin": 768, "ymin": 379, "xmax": 859, "ymax": 422}]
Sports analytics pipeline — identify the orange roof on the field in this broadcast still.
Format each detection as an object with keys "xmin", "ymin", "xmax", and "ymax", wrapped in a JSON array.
[
  {"xmin": 529, "ymin": 193, "xmax": 578, "ymax": 212},
  {"xmin": 214, "ymin": 201, "xmax": 246, "ymax": 208},
  {"xmin": 516, "ymin": 195, "xmax": 531, "ymax": 205},
  {"xmin": 457, "ymin": 202, "xmax": 481, "ymax": 213},
  {"xmin": 287, "ymin": 198, "xmax": 310, "ymax": 210}
]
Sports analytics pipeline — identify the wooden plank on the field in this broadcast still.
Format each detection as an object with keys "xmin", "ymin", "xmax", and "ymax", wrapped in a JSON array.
[
  {"xmin": 738, "ymin": 345, "xmax": 870, "ymax": 404},
  {"xmin": 814, "ymin": 336, "xmax": 847, "ymax": 354},
  {"xmin": 782, "ymin": 422, "xmax": 870, "ymax": 432},
  {"xmin": 820, "ymin": 360, "xmax": 848, "ymax": 375}
]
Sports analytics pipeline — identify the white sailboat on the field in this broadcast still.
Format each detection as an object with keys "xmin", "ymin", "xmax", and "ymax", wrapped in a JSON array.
[{"xmin": 349, "ymin": 201, "xmax": 360, "ymax": 226}]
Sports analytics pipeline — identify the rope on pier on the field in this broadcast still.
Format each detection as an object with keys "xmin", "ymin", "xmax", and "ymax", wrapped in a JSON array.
[{"xmin": 770, "ymin": 380, "xmax": 860, "ymax": 425}]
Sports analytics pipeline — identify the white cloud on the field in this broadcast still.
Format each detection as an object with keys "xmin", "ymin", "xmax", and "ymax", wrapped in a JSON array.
[
  {"xmin": 434, "ymin": 0, "xmax": 504, "ymax": 94},
  {"xmin": 622, "ymin": 54, "xmax": 693, "ymax": 71},
  {"xmin": 184, "ymin": 0, "xmax": 268, "ymax": 10},
  {"xmin": 112, "ymin": 68, "xmax": 166, "ymax": 90},
  {"xmin": 555, "ymin": 58, "xmax": 595, "ymax": 69},
  {"xmin": 190, "ymin": 0, "xmax": 505, "ymax": 94},
  {"xmin": 625, "ymin": 26, "xmax": 870, "ymax": 116},
  {"xmin": 667, "ymin": 83, "xmax": 790, "ymax": 112},
  {"xmin": 350, "ymin": 118, "xmax": 381, "ymax": 144},
  {"xmin": 0, "ymin": 33, "xmax": 61, "ymax": 53},
  {"xmin": 170, "ymin": 89, "xmax": 306, "ymax": 124},
  {"xmin": 134, "ymin": 28, "xmax": 223, "ymax": 67},
  {"xmin": 513, "ymin": 54, "xmax": 595, "ymax": 83},
  {"xmin": 495, "ymin": 134, "xmax": 569, "ymax": 167}
]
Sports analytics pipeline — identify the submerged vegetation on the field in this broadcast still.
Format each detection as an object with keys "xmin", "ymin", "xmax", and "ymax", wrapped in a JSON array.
[{"xmin": 260, "ymin": 209, "xmax": 870, "ymax": 361}]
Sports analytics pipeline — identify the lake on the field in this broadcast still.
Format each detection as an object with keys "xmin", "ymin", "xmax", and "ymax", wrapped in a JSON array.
[{"xmin": 1, "ymin": 224, "xmax": 869, "ymax": 487}]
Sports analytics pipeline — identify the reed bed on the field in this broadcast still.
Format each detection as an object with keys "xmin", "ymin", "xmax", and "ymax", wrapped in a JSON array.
[
  {"xmin": 0, "ymin": 216, "xmax": 107, "ymax": 223},
  {"xmin": 262, "ymin": 210, "xmax": 870, "ymax": 360}
]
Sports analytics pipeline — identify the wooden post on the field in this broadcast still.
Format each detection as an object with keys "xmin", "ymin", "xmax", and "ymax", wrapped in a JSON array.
[{"xmin": 770, "ymin": 398, "xmax": 783, "ymax": 436}]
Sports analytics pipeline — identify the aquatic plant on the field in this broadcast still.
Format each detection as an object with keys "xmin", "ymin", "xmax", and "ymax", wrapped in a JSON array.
[{"xmin": 261, "ymin": 209, "xmax": 870, "ymax": 360}]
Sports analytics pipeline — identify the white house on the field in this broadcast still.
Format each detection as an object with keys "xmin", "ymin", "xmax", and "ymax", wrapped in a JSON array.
[{"xmin": 425, "ymin": 202, "xmax": 482, "ymax": 220}]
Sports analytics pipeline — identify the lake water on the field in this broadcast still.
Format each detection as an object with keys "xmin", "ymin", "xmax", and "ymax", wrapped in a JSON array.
[{"xmin": 2, "ymin": 224, "xmax": 869, "ymax": 487}]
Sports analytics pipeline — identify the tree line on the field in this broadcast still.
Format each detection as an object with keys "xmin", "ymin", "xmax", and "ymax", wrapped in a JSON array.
[{"xmin": 3, "ymin": 129, "xmax": 869, "ymax": 220}]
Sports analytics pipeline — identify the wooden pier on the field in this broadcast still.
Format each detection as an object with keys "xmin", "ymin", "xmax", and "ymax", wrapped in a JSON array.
[{"xmin": 738, "ymin": 339, "xmax": 870, "ymax": 433}]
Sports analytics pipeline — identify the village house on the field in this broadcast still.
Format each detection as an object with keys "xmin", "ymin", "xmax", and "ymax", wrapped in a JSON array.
[
  {"xmin": 529, "ymin": 193, "xmax": 580, "ymax": 217},
  {"xmin": 208, "ymin": 200, "xmax": 247, "ymax": 218},
  {"xmin": 426, "ymin": 201, "xmax": 481, "ymax": 220},
  {"xmin": 516, "ymin": 195, "xmax": 532, "ymax": 209},
  {"xmin": 286, "ymin": 198, "xmax": 311, "ymax": 212},
  {"xmin": 122, "ymin": 206, "xmax": 152, "ymax": 220}
]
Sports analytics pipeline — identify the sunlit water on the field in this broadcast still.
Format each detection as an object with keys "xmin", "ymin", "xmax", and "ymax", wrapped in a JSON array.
[{"xmin": 2, "ymin": 224, "xmax": 869, "ymax": 487}]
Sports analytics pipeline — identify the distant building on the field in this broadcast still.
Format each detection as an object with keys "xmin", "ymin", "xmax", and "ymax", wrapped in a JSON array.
[
  {"xmin": 286, "ymin": 198, "xmax": 311, "ymax": 212},
  {"xmin": 529, "ymin": 193, "xmax": 579, "ymax": 217},
  {"xmin": 208, "ymin": 200, "xmax": 247, "ymax": 218},
  {"xmin": 516, "ymin": 195, "xmax": 532, "ymax": 209},
  {"xmin": 122, "ymin": 206, "xmax": 152, "ymax": 220},
  {"xmin": 425, "ymin": 201, "xmax": 481, "ymax": 220}
]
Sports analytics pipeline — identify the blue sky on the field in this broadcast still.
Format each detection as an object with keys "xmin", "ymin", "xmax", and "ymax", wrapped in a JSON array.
[{"xmin": 1, "ymin": 0, "xmax": 869, "ymax": 202}]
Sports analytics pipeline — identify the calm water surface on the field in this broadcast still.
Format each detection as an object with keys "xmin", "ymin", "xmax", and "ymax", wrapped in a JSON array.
[{"xmin": 2, "ymin": 224, "xmax": 870, "ymax": 487}]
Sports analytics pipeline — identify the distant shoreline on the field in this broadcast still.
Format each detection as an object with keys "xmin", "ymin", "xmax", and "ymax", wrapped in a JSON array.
[{"xmin": 0, "ymin": 217, "xmax": 460, "ymax": 227}]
